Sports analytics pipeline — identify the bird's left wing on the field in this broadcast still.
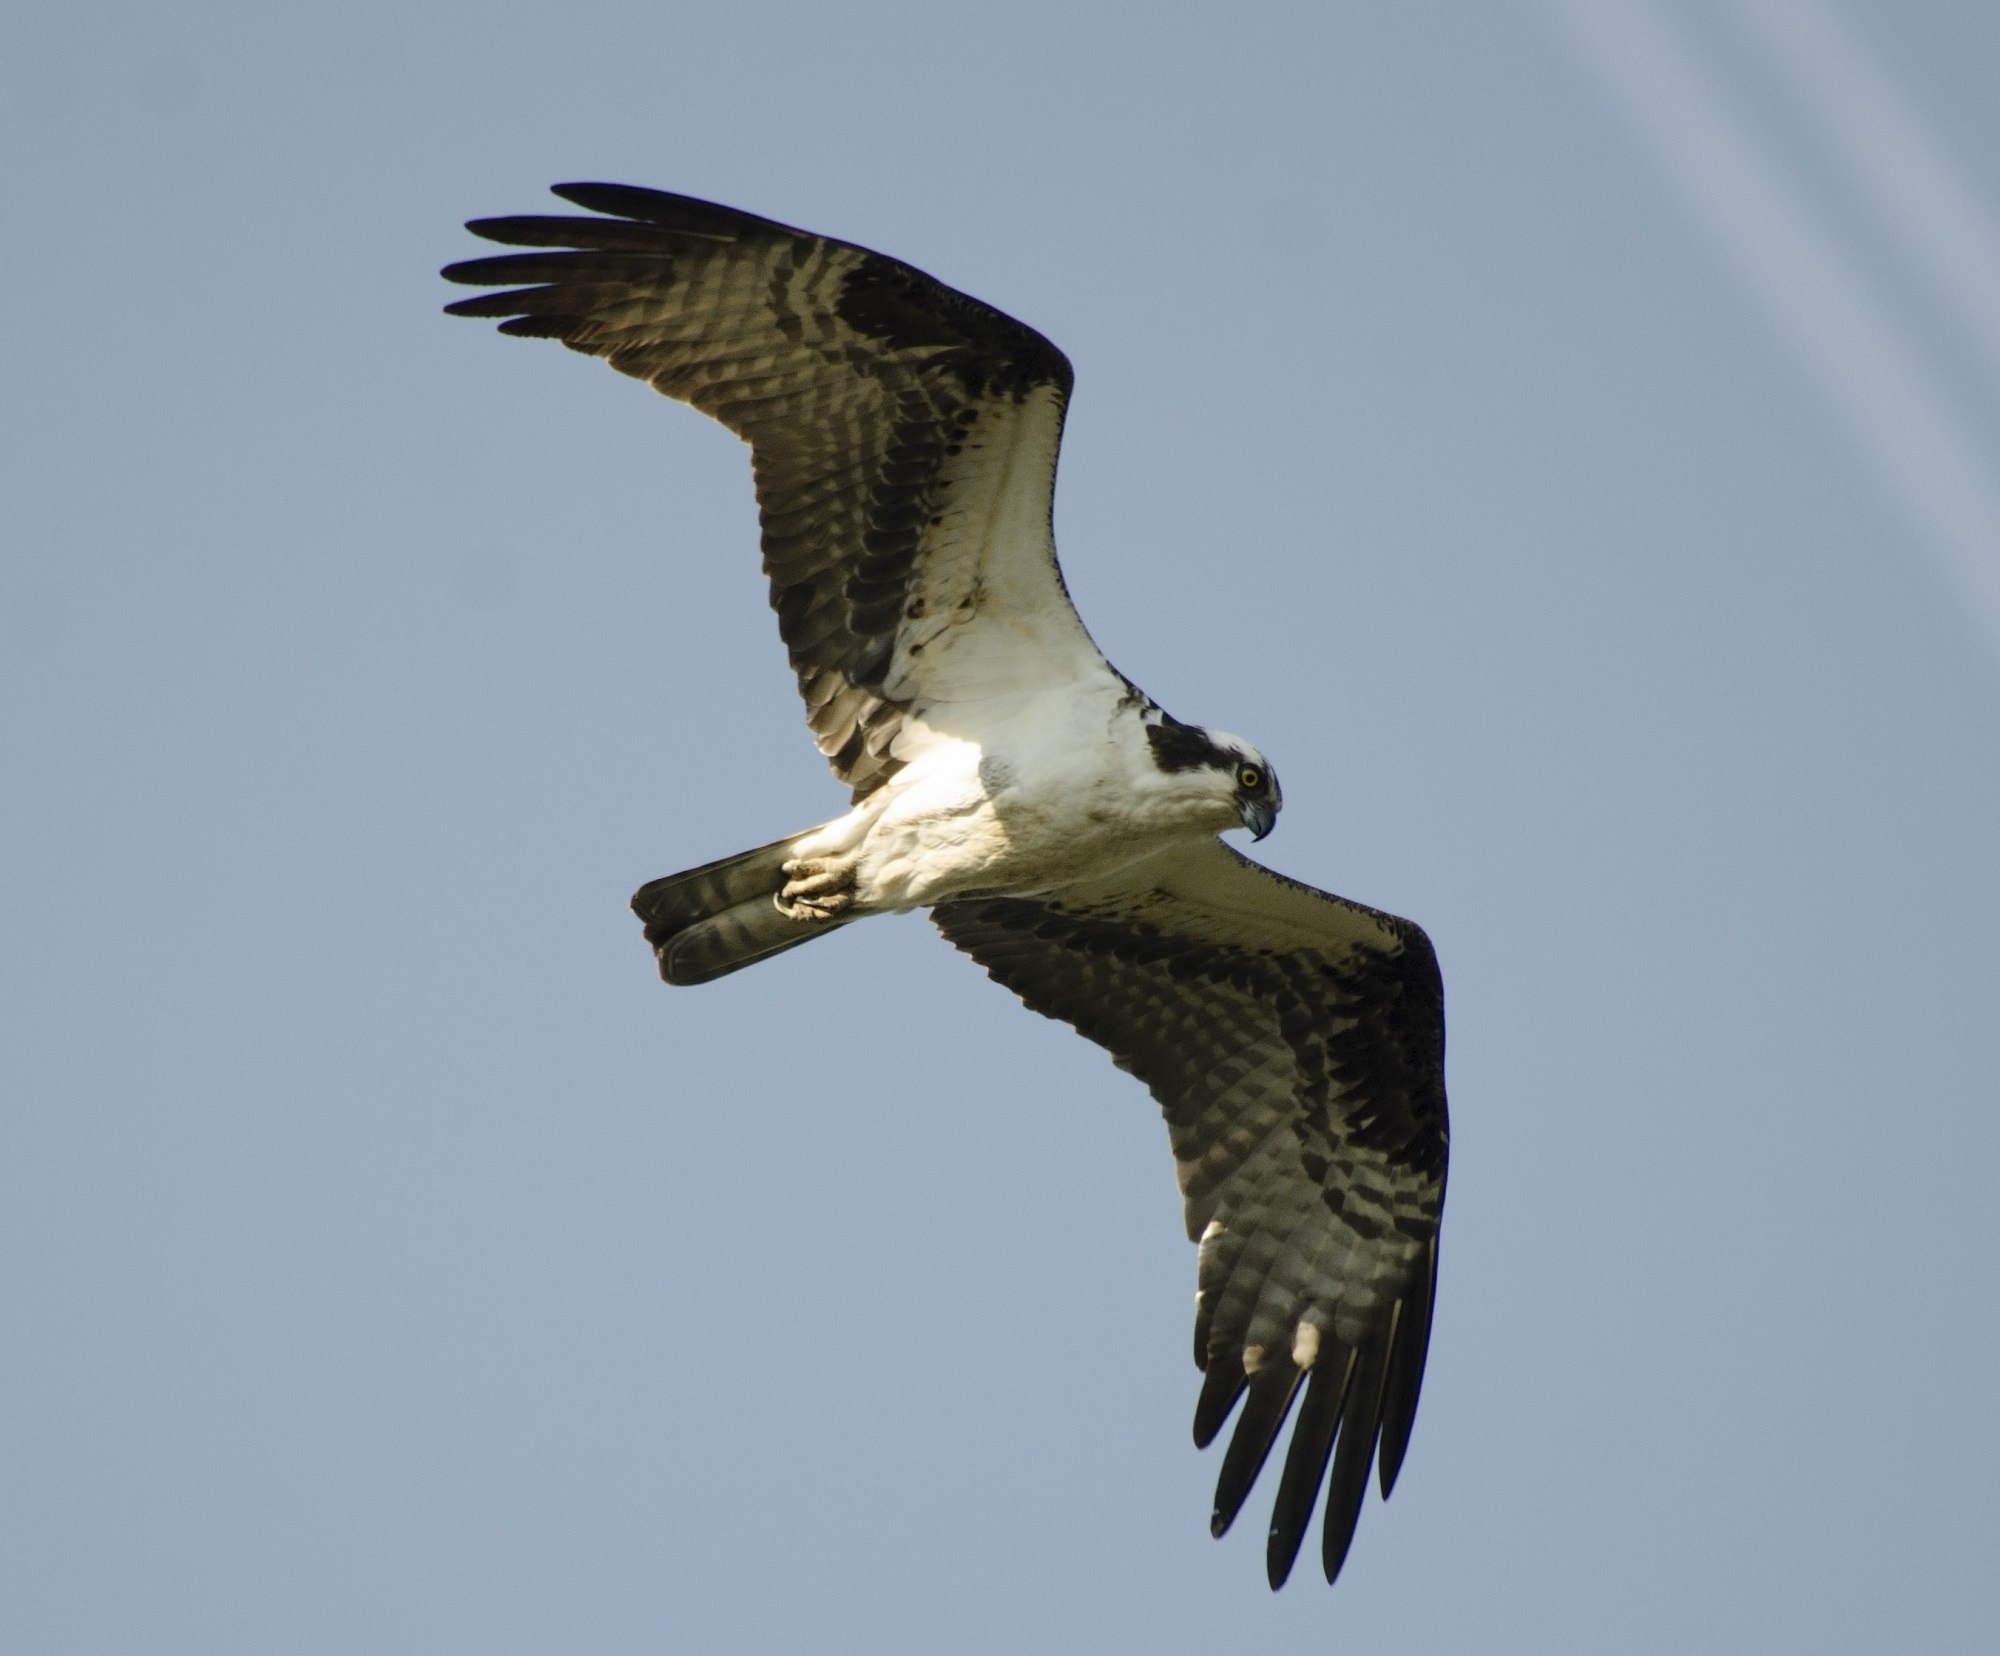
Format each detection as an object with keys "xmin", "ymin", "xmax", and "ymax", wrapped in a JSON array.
[{"xmin": 932, "ymin": 838, "xmax": 1447, "ymax": 1588}]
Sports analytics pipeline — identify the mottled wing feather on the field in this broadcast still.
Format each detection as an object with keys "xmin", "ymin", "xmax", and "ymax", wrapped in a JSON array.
[
  {"xmin": 443, "ymin": 182, "xmax": 1096, "ymax": 796},
  {"xmin": 931, "ymin": 838, "xmax": 1447, "ymax": 1587}
]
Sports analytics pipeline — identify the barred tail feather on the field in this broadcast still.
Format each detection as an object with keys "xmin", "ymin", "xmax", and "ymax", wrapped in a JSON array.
[{"xmin": 631, "ymin": 832, "xmax": 844, "ymax": 985}]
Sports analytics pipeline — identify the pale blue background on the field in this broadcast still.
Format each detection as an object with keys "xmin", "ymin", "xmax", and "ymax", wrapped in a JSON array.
[{"xmin": 4, "ymin": 3, "xmax": 1997, "ymax": 1651}]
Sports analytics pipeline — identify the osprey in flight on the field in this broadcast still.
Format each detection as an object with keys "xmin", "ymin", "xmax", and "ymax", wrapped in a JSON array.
[{"xmin": 443, "ymin": 184, "xmax": 1448, "ymax": 1590}]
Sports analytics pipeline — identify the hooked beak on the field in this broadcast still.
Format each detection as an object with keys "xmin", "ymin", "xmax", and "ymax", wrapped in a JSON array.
[{"xmin": 1238, "ymin": 798, "xmax": 1276, "ymax": 842}]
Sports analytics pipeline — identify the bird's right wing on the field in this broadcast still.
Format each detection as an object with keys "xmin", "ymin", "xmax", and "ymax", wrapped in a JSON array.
[
  {"xmin": 932, "ymin": 838, "xmax": 1448, "ymax": 1589},
  {"xmin": 443, "ymin": 184, "xmax": 1108, "ymax": 798}
]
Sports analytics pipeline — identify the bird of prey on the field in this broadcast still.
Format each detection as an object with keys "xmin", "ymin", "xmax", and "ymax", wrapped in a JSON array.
[{"xmin": 443, "ymin": 184, "xmax": 1448, "ymax": 1590}]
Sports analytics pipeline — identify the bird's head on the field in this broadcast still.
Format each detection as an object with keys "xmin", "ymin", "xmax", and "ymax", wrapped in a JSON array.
[{"xmin": 1144, "ymin": 715, "xmax": 1283, "ymax": 841}]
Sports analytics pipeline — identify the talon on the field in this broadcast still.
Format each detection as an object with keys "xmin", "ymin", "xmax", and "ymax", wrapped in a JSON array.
[
  {"xmin": 781, "ymin": 892, "xmax": 854, "ymax": 920},
  {"xmin": 775, "ymin": 857, "xmax": 858, "ymax": 921},
  {"xmin": 775, "ymin": 889, "xmax": 855, "ymax": 921}
]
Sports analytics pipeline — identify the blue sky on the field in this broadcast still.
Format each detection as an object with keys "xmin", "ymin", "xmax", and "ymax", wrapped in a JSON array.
[{"xmin": 4, "ymin": 3, "xmax": 1997, "ymax": 1651}]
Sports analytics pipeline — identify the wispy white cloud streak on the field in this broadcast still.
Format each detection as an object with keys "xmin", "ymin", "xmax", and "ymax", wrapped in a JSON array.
[
  {"xmin": 1729, "ymin": 0, "xmax": 2000, "ymax": 392},
  {"xmin": 1537, "ymin": 0, "xmax": 2000, "ymax": 657}
]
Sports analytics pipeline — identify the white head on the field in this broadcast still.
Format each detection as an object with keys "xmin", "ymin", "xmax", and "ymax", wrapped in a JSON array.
[{"xmin": 1144, "ymin": 714, "xmax": 1283, "ymax": 840}]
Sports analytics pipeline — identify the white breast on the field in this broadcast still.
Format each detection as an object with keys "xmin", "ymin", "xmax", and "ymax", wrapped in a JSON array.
[{"xmin": 840, "ymin": 671, "xmax": 1223, "ymax": 910}]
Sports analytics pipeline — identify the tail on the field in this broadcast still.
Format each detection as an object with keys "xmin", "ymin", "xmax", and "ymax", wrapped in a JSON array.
[{"xmin": 630, "ymin": 832, "xmax": 845, "ymax": 986}]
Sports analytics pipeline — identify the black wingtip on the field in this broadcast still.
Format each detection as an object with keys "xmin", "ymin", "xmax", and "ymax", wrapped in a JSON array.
[
  {"xmin": 548, "ymin": 181, "xmax": 645, "ymax": 215},
  {"xmin": 1376, "ymin": 1251, "xmax": 1438, "ymax": 1498},
  {"xmin": 495, "ymin": 315, "xmax": 577, "ymax": 340},
  {"xmin": 1320, "ymin": 1348, "xmax": 1388, "ymax": 1586},
  {"xmin": 439, "ymin": 283, "xmax": 529, "ymax": 310},
  {"xmin": 1376, "ymin": 1438, "xmax": 1409, "ymax": 1500},
  {"xmin": 547, "ymin": 181, "xmax": 785, "ymax": 240},
  {"xmin": 460, "ymin": 213, "xmax": 557, "ymax": 247},
  {"xmin": 1207, "ymin": 1360, "xmax": 1303, "ymax": 1540},
  {"xmin": 1191, "ymin": 1359, "xmax": 1246, "ymax": 1450},
  {"xmin": 1263, "ymin": 1347, "xmax": 1354, "ymax": 1590},
  {"xmin": 1322, "ymin": 1527, "xmax": 1357, "ymax": 1586}
]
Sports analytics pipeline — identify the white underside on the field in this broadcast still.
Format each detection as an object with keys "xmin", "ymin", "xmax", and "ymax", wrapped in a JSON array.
[
  {"xmin": 777, "ymin": 384, "xmax": 1256, "ymax": 915},
  {"xmin": 789, "ymin": 668, "xmax": 1244, "ymax": 913}
]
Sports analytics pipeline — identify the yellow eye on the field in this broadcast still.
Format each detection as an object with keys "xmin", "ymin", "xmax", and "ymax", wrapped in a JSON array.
[{"xmin": 1237, "ymin": 765, "xmax": 1262, "ymax": 791}]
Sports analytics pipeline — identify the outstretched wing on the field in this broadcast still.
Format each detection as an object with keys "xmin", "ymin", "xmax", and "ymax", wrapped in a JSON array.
[
  {"xmin": 932, "ymin": 838, "xmax": 1447, "ymax": 1589},
  {"xmin": 443, "ymin": 184, "xmax": 1105, "ymax": 797}
]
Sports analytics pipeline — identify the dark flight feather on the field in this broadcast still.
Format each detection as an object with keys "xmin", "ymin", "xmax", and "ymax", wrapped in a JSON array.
[
  {"xmin": 1375, "ymin": 1242, "xmax": 1438, "ymax": 1498},
  {"xmin": 1192, "ymin": 1356, "xmax": 1248, "ymax": 1450},
  {"xmin": 1263, "ymin": 1344, "xmax": 1355, "ymax": 1586},
  {"xmin": 1210, "ymin": 1359, "xmax": 1305, "ymax": 1538},
  {"xmin": 1321, "ymin": 1343, "xmax": 1390, "ymax": 1584}
]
